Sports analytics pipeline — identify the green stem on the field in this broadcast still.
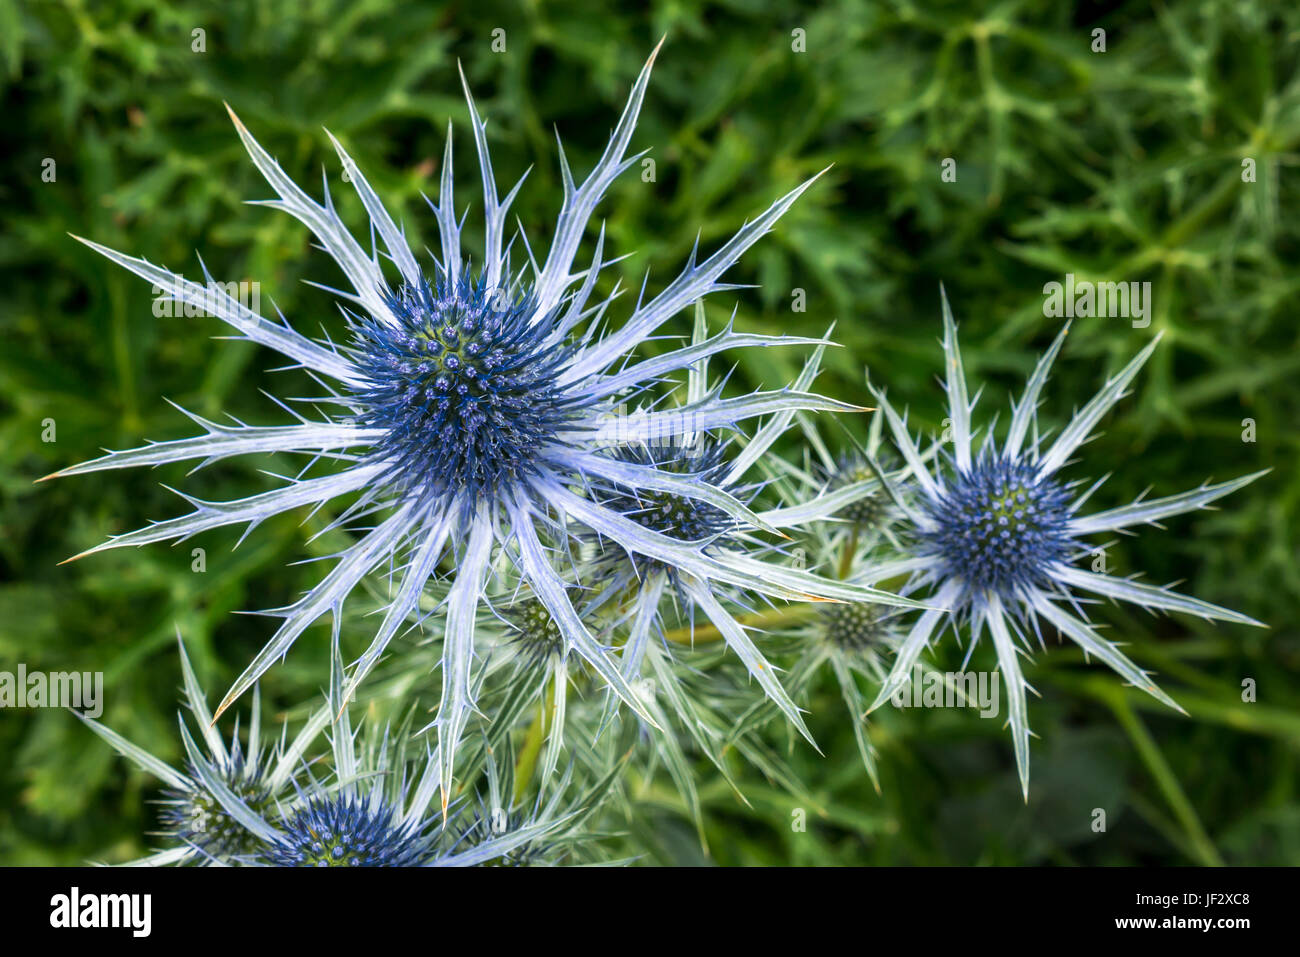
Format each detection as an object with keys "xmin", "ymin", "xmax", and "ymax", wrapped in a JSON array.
[
  {"xmin": 513, "ymin": 682, "xmax": 550, "ymax": 802},
  {"xmin": 662, "ymin": 602, "xmax": 819, "ymax": 644},
  {"xmin": 1104, "ymin": 687, "xmax": 1224, "ymax": 867},
  {"xmin": 838, "ymin": 527, "xmax": 860, "ymax": 581}
]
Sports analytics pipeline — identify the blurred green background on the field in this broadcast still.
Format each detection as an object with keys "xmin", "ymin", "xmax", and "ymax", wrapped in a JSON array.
[{"xmin": 2, "ymin": 0, "xmax": 1297, "ymax": 864}]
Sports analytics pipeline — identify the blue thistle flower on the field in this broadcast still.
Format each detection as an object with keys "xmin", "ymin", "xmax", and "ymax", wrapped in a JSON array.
[
  {"xmin": 73, "ymin": 632, "xmax": 331, "ymax": 865},
  {"xmin": 594, "ymin": 439, "xmax": 745, "ymax": 549},
  {"xmin": 794, "ymin": 399, "xmax": 913, "ymax": 552},
  {"xmin": 501, "ymin": 596, "xmax": 568, "ymax": 668},
  {"xmin": 351, "ymin": 274, "xmax": 587, "ymax": 500},
  {"xmin": 264, "ymin": 795, "xmax": 432, "ymax": 867},
  {"xmin": 860, "ymin": 289, "xmax": 1268, "ymax": 798},
  {"xmin": 158, "ymin": 748, "xmax": 271, "ymax": 861},
  {"xmin": 916, "ymin": 456, "xmax": 1076, "ymax": 602},
  {"xmin": 819, "ymin": 601, "xmax": 900, "ymax": 655},
  {"xmin": 50, "ymin": 44, "xmax": 924, "ymax": 806},
  {"xmin": 223, "ymin": 642, "xmax": 579, "ymax": 867},
  {"xmin": 82, "ymin": 635, "xmax": 573, "ymax": 866},
  {"xmin": 827, "ymin": 456, "xmax": 894, "ymax": 527}
]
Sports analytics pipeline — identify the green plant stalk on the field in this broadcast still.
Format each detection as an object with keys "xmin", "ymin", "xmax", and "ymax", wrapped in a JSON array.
[
  {"xmin": 837, "ymin": 527, "xmax": 860, "ymax": 580},
  {"xmin": 662, "ymin": 601, "xmax": 820, "ymax": 644},
  {"xmin": 513, "ymin": 679, "xmax": 551, "ymax": 803},
  {"xmin": 1104, "ymin": 686, "xmax": 1224, "ymax": 867}
]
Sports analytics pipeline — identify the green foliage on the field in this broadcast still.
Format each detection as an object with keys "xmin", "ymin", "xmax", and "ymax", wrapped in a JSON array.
[{"xmin": 2, "ymin": 0, "xmax": 1297, "ymax": 864}]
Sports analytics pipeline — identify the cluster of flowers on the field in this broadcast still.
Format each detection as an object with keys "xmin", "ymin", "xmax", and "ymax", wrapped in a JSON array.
[{"xmin": 53, "ymin": 45, "xmax": 1262, "ymax": 864}]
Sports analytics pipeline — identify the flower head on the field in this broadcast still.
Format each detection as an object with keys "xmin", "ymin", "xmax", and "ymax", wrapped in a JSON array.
[
  {"xmin": 264, "ymin": 794, "xmax": 432, "ymax": 867},
  {"xmin": 860, "ymin": 289, "xmax": 1267, "ymax": 798},
  {"xmin": 51, "ymin": 44, "xmax": 923, "ymax": 805},
  {"xmin": 597, "ymin": 439, "xmax": 743, "ymax": 548},
  {"xmin": 916, "ymin": 455, "xmax": 1075, "ymax": 604},
  {"xmin": 74, "ymin": 632, "xmax": 331, "ymax": 865},
  {"xmin": 501, "ymin": 596, "xmax": 568, "ymax": 667},
  {"xmin": 158, "ymin": 747, "xmax": 272, "ymax": 860},
  {"xmin": 353, "ymin": 274, "xmax": 585, "ymax": 501},
  {"xmin": 820, "ymin": 601, "xmax": 898, "ymax": 654},
  {"xmin": 78, "ymin": 636, "xmax": 576, "ymax": 865}
]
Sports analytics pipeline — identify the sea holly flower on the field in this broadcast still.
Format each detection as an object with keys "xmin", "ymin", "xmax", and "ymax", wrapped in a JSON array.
[
  {"xmin": 233, "ymin": 748, "xmax": 565, "ymax": 865},
  {"xmin": 74, "ymin": 632, "xmax": 332, "ymax": 865},
  {"xmin": 49, "ymin": 43, "xmax": 918, "ymax": 806},
  {"xmin": 859, "ymin": 289, "xmax": 1267, "ymax": 798},
  {"xmin": 77, "ymin": 636, "xmax": 571, "ymax": 866},
  {"xmin": 501, "ymin": 596, "xmax": 567, "ymax": 668},
  {"xmin": 240, "ymin": 641, "xmax": 575, "ymax": 867}
]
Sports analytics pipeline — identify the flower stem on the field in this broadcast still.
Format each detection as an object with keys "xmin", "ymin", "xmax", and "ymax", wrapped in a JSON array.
[
  {"xmin": 838, "ymin": 527, "xmax": 860, "ymax": 580},
  {"xmin": 513, "ymin": 678, "xmax": 551, "ymax": 802},
  {"xmin": 662, "ymin": 602, "xmax": 818, "ymax": 644},
  {"xmin": 1104, "ymin": 687, "xmax": 1224, "ymax": 867}
]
